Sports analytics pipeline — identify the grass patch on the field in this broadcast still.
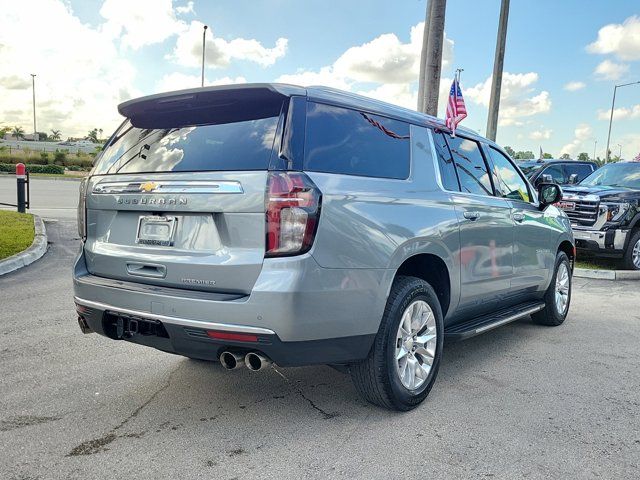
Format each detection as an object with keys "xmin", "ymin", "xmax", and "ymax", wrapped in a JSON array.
[
  {"xmin": 575, "ymin": 257, "xmax": 618, "ymax": 271},
  {"xmin": 0, "ymin": 211, "xmax": 34, "ymax": 260}
]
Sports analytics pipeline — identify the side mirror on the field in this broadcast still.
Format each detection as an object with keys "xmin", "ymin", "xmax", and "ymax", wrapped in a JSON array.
[
  {"xmin": 538, "ymin": 183, "xmax": 562, "ymax": 210},
  {"xmin": 568, "ymin": 173, "xmax": 578, "ymax": 184},
  {"xmin": 541, "ymin": 173, "xmax": 553, "ymax": 184}
]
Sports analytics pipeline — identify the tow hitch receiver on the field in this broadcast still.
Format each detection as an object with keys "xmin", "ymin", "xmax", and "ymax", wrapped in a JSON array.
[{"xmin": 110, "ymin": 313, "xmax": 169, "ymax": 339}]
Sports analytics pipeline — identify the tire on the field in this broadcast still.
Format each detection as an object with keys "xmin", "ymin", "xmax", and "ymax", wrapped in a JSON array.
[
  {"xmin": 622, "ymin": 230, "xmax": 640, "ymax": 271},
  {"xmin": 350, "ymin": 276, "xmax": 444, "ymax": 411},
  {"xmin": 532, "ymin": 251, "xmax": 572, "ymax": 326}
]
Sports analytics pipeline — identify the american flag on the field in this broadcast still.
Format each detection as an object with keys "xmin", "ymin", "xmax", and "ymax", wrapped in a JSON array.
[{"xmin": 445, "ymin": 78, "xmax": 467, "ymax": 136}]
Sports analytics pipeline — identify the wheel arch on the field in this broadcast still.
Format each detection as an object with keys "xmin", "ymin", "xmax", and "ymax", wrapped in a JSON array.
[{"xmin": 393, "ymin": 253, "xmax": 453, "ymax": 318}]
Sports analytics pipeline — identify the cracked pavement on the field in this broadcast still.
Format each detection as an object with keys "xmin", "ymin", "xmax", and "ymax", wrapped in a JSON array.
[{"xmin": 1, "ymin": 217, "xmax": 639, "ymax": 479}]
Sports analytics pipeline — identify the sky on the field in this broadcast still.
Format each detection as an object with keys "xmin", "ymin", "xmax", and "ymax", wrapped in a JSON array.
[{"xmin": 1, "ymin": 0, "xmax": 639, "ymax": 159}]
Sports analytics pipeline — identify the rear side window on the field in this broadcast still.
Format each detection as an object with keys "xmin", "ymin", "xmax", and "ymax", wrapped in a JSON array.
[
  {"xmin": 93, "ymin": 116, "xmax": 279, "ymax": 175},
  {"xmin": 433, "ymin": 132, "xmax": 460, "ymax": 191},
  {"xmin": 447, "ymin": 136, "xmax": 493, "ymax": 196},
  {"xmin": 565, "ymin": 163, "xmax": 594, "ymax": 182},
  {"xmin": 304, "ymin": 102, "xmax": 410, "ymax": 179}
]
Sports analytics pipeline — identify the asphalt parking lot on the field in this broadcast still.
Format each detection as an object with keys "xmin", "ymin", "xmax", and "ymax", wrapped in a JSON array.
[{"xmin": 1, "ymin": 218, "xmax": 639, "ymax": 479}]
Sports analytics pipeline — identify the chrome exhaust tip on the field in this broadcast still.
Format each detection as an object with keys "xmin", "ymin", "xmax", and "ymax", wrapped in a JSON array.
[
  {"xmin": 244, "ymin": 352, "xmax": 272, "ymax": 371},
  {"xmin": 220, "ymin": 351, "xmax": 244, "ymax": 370}
]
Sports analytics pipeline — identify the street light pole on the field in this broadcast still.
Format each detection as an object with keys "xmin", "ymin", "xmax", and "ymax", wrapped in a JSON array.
[
  {"xmin": 618, "ymin": 144, "xmax": 622, "ymax": 159},
  {"xmin": 201, "ymin": 25, "xmax": 208, "ymax": 87},
  {"xmin": 605, "ymin": 80, "xmax": 640, "ymax": 163},
  {"xmin": 30, "ymin": 74, "xmax": 36, "ymax": 140},
  {"xmin": 593, "ymin": 140, "xmax": 597, "ymax": 160}
]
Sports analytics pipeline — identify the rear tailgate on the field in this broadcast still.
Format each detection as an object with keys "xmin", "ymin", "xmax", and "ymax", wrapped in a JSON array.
[
  {"xmin": 83, "ymin": 85, "xmax": 292, "ymax": 294},
  {"xmin": 84, "ymin": 171, "xmax": 268, "ymax": 294}
]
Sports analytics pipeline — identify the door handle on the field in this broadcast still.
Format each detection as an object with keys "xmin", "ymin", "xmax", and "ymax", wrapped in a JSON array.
[
  {"xmin": 512, "ymin": 212, "xmax": 525, "ymax": 223},
  {"xmin": 463, "ymin": 211, "xmax": 481, "ymax": 221},
  {"xmin": 126, "ymin": 262, "xmax": 167, "ymax": 278}
]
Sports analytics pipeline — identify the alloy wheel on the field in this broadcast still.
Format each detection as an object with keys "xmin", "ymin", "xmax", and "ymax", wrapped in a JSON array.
[
  {"xmin": 555, "ymin": 262, "xmax": 570, "ymax": 315},
  {"xmin": 395, "ymin": 300, "xmax": 437, "ymax": 390}
]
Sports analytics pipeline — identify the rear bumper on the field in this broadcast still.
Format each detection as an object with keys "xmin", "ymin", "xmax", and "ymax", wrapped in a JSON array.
[
  {"xmin": 573, "ymin": 228, "xmax": 628, "ymax": 255},
  {"xmin": 73, "ymin": 249, "xmax": 390, "ymax": 366}
]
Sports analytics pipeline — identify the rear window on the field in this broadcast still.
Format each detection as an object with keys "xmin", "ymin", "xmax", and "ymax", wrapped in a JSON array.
[
  {"xmin": 93, "ymin": 116, "xmax": 279, "ymax": 175},
  {"xmin": 304, "ymin": 102, "xmax": 410, "ymax": 179}
]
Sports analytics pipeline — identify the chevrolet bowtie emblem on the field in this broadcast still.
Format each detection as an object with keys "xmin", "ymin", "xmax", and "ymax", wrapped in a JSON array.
[{"xmin": 140, "ymin": 181, "xmax": 158, "ymax": 193}]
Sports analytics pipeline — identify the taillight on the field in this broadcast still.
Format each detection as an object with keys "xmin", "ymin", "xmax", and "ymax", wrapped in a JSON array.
[
  {"xmin": 265, "ymin": 171, "xmax": 321, "ymax": 257},
  {"xmin": 77, "ymin": 177, "xmax": 88, "ymax": 240}
]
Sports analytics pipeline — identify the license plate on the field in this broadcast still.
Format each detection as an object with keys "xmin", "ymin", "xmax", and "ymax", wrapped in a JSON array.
[
  {"xmin": 556, "ymin": 201, "xmax": 576, "ymax": 211},
  {"xmin": 136, "ymin": 216, "xmax": 177, "ymax": 246}
]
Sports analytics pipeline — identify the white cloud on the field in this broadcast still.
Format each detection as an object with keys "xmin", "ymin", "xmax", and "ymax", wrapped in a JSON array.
[
  {"xmin": 560, "ymin": 123, "xmax": 593, "ymax": 156},
  {"xmin": 171, "ymin": 21, "xmax": 288, "ymax": 68},
  {"xmin": 564, "ymin": 81, "xmax": 586, "ymax": 92},
  {"xmin": 594, "ymin": 59, "xmax": 629, "ymax": 81},
  {"xmin": 176, "ymin": 1, "xmax": 195, "ymax": 15},
  {"xmin": 465, "ymin": 72, "xmax": 551, "ymax": 126},
  {"xmin": 155, "ymin": 72, "xmax": 246, "ymax": 92},
  {"xmin": 597, "ymin": 104, "xmax": 640, "ymax": 121},
  {"xmin": 587, "ymin": 15, "xmax": 640, "ymax": 61},
  {"xmin": 276, "ymin": 22, "xmax": 453, "ymax": 111},
  {"xmin": 0, "ymin": 76, "xmax": 31, "ymax": 90},
  {"xmin": 100, "ymin": 0, "xmax": 188, "ymax": 50},
  {"xmin": 0, "ymin": 0, "xmax": 138, "ymax": 138},
  {"xmin": 529, "ymin": 128, "xmax": 552, "ymax": 140}
]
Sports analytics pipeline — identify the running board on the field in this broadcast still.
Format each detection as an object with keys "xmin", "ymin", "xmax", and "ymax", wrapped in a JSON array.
[{"xmin": 444, "ymin": 301, "xmax": 545, "ymax": 341}]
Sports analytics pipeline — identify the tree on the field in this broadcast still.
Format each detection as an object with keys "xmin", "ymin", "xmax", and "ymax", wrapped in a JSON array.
[
  {"xmin": 542, "ymin": 153, "xmax": 553, "ymax": 159},
  {"xmin": 50, "ymin": 129, "xmax": 61, "ymax": 141},
  {"xmin": 12, "ymin": 126, "xmax": 25, "ymax": 140},
  {"xmin": 560, "ymin": 153, "xmax": 571, "ymax": 160},
  {"xmin": 515, "ymin": 150, "xmax": 535, "ymax": 160},
  {"xmin": 504, "ymin": 146, "xmax": 516, "ymax": 157},
  {"xmin": 98, "ymin": 128, "xmax": 103, "ymax": 141},
  {"xmin": 87, "ymin": 128, "xmax": 98, "ymax": 143},
  {"xmin": 577, "ymin": 152, "xmax": 590, "ymax": 161},
  {"xmin": 0, "ymin": 126, "xmax": 9, "ymax": 139}
]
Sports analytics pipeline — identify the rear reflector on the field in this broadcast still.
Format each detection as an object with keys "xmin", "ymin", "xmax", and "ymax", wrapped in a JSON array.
[{"xmin": 206, "ymin": 330, "xmax": 259, "ymax": 343}]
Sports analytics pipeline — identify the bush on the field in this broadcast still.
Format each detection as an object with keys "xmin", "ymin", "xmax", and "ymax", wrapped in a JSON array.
[
  {"xmin": 53, "ymin": 150, "xmax": 66, "ymax": 165},
  {"xmin": 0, "ymin": 163, "xmax": 64, "ymax": 174}
]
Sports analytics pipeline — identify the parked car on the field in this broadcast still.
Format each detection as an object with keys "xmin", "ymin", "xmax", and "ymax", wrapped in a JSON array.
[
  {"xmin": 559, "ymin": 161, "xmax": 640, "ymax": 270},
  {"xmin": 519, "ymin": 159, "xmax": 598, "ymax": 186},
  {"xmin": 73, "ymin": 84, "xmax": 574, "ymax": 410}
]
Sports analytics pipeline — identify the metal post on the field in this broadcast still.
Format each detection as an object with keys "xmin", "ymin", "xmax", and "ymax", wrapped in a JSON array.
[
  {"xmin": 593, "ymin": 140, "xmax": 597, "ymax": 160},
  {"xmin": 605, "ymin": 80, "xmax": 640, "ymax": 163},
  {"xmin": 423, "ymin": 0, "xmax": 447, "ymax": 116},
  {"xmin": 201, "ymin": 25, "xmax": 208, "ymax": 87},
  {"xmin": 417, "ymin": 0, "xmax": 434, "ymax": 112},
  {"xmin": 486, "ymin": 0, "xmax": 510, "ymax": 141},
  {"xmin": 605, "ymin": 85, "xmax": 617, "ymax": 164},
  {"xmin": 16, "ymin": 163, "xmax": 26, "ymax": 213},
  {"xmin": 31, "ymin": 74, "xmax": 36, "ymax": 140}
]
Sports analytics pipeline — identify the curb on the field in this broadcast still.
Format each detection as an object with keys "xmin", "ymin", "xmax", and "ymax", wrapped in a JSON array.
[
  {"xmin": 574, "ymin": 267, "xmax": 640, "ymax": 281},
  {"xmin": 0, "ymin": 215, "xmax": 48, "ymax": 276}
]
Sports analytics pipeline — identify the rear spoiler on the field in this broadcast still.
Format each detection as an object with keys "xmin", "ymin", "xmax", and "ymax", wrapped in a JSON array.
[{"xmin": 118, "ymin": 83, "xmax": 305, "ymax": 129}]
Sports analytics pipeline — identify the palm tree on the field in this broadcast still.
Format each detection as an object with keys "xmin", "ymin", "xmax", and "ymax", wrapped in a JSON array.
[
  {"xmin": 12, "ymin": 126, "xmax": 25, "ymax": 140},
  {"xmin": 50, "ymin": 129, "xmax": 61, "ymax": 141},
  {"xmin": 87, "ymin": 128, "xmax": 98, "ymax": 143}
]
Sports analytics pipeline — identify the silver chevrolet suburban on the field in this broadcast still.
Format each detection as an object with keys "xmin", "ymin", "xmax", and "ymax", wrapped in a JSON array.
[{"xmin": 73, "ymin": 84, "xmax": 574, "ymax": 411}]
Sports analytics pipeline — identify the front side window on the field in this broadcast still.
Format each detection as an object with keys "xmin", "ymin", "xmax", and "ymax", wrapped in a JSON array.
[
  {"xmin": 565, "ymin": 163, "xmax": 594, "ymax": 182},
  {"xmin": 304, "ymin": 102, "xmax": 410, "ymax": 179},
  {"xmin": 541, "ymin": 164, "xmax": 565, "ymax": 184},
  {"xmin": 487, "ymin": 147, "xmax": 531, "ymax": 203},
  {"xmin": 447, "ymin": 136, "xmax": 493, "ymax": 196}
]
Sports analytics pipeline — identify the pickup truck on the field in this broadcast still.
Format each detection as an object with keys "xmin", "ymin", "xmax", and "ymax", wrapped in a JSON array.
[{"xmin": 559, "ymin": 161, "xmax": 640, "ymax": 270}]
